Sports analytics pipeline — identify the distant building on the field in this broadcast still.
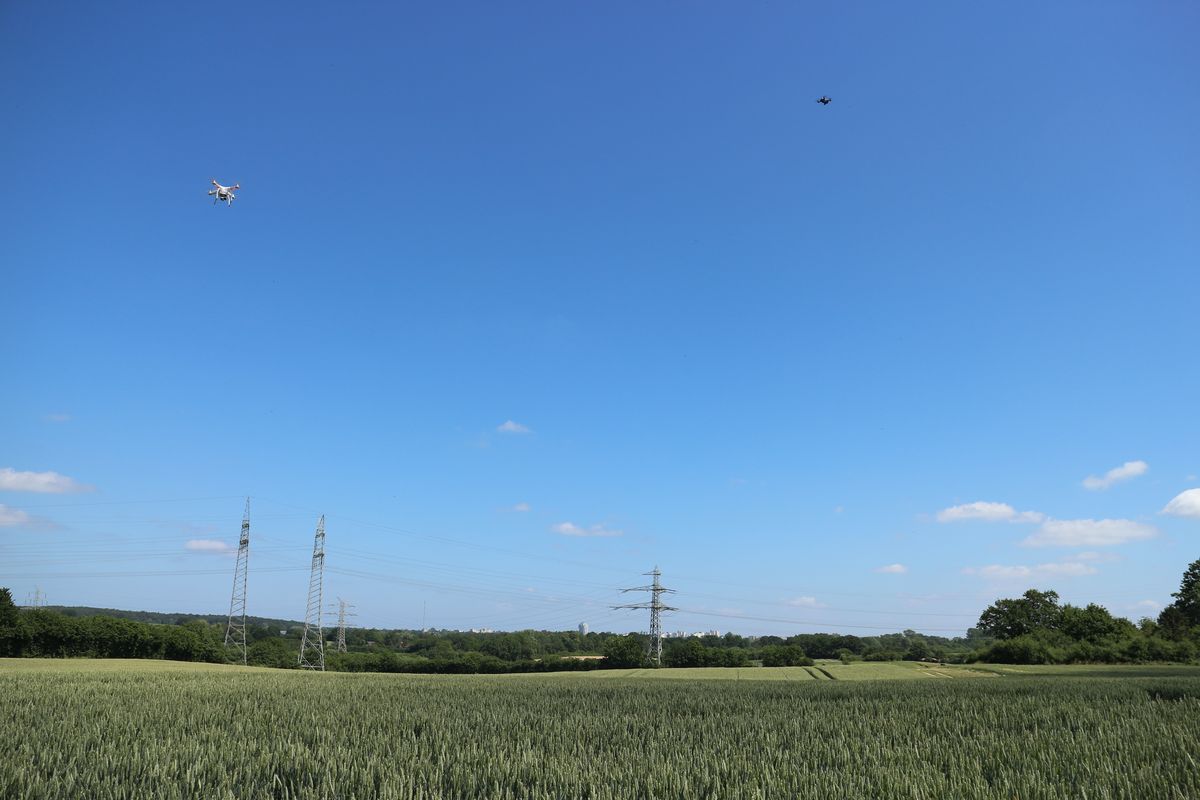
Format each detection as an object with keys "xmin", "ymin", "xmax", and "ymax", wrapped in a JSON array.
[
  {"xmin": 578, "ymin": 622, "xmax": 589, "ymax": 636},
  {"xmin": 469, "ymin": 627, "xmax": 494, "ymax": 634}
]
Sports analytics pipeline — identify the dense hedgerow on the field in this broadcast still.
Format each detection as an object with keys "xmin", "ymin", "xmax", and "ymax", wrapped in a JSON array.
[{"xmin": 3, "ymin": 664, "xmax": 1199, "ymax": 799}]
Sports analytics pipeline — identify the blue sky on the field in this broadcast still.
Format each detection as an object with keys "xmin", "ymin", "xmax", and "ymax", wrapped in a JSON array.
[{"xmin": 2, "ymin": 3, "xmax": 1198, "ymax": 635}]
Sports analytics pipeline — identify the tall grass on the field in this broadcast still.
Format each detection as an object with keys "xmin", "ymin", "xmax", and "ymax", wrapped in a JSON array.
[{"xmin": 3, "ymin": 664, "xmax": 1198, "ymax": 799}]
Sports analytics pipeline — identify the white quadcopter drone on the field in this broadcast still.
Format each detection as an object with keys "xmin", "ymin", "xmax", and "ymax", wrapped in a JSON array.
[{"xmin": 208, "ymin": 179, "xmax": 240, "ymax": 206}]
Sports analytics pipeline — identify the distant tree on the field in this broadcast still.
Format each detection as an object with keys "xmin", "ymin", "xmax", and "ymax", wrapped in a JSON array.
[
  {"xmin": 1060, "ymin": 604, "xmax": 1123, "ymax": 643},
  {"xmin": 0, "ymin": 588, "xmax": 18, "ymax": 628},
  {"xmin": 248, "ymin": 636, "xmax": 297, "ymax": 668},
  {"xmin": 977, "ymin": 589, "xmax": 1062, "ymax": 639},
  {"xmin": 602, "ymin": 634, "xmax": 647, "ymax": 668},
  {"xmin": 975, "ymin": 635, "xmax": 1056, "ymax": 665},
  {"xmin": 1157, "ymin": 605, "xmax": 1191, "ymax": 642},
  {"xmin": 964, "ymin": 627, "xmax": 992, "ymax": 646},
  {"xmin": 721, "ymin": 632, "xmax": 750, "ymax": 649},
  {"xmin": 712, "ymin": 647, "xmax": 750, "ymax": 667},
  {"xmin": 664, "ymin": 638, "xmax": 706, "ymax": 668},
  {"xmin": 760, "ymin": 644, "xmax": 811, "ymax": 667},
  {"xmin": 1167, "ymin": 558, "xmax": 1200, "ymax": 628},
  {"xmin": 904, "ymin": 639, "xmax": 933, "ymax": 661}
]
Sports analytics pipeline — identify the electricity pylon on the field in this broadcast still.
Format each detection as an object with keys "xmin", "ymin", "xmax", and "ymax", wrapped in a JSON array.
[
  {"xmin": 334, "ymin": 597, "xmax": 356, "ymax": 653},
  {"xmin": 223, "ymin": 498, "xmax": 251, "ymax": 665},
  {"xmin": 612, "ymin": 566, "xmax": 677, "ymax": 665},
  {"xmin": 298, "ymin": 515, "xmax": 326, "ymax": 671}
]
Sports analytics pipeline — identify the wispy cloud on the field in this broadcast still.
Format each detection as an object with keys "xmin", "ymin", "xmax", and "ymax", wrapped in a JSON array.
[
  {"xmin": 874, "ymin": 563, "xmax": 908, "ymax": 574},
  {"xmin": 1162, "ymin": 488, "xmax": 1200, "ymax": 518},
  {"xmin": 510, "ymin": 502, "xmax": 531, "ymax": 513},
  {"xmin": 185, "ymin": 539, "xmax": 235, "ymax": 554},
  {"xmin": 936, "ymin": 501, "xmax": 1044, "ymax": 524},
  {"xmin": 1021, "ymin": 518, "xmax": 1157, "ymax": 548},
  {"xmin": 497, "ymin": 420, "xmax": 532, "ymax": 434},
  {"xmin": 0, "ymin": 504, "xmax": 32, "ymax": 527},
  {"xmin": 43, "ymin": 413, "xmax": 71, "ymax": 423},
  {"xmin": 1083, "ymin": 460, "xmax": 1148, "ymax": 491},
  {"xmin": 1066, "ymin": 551, "xmax": 1120, "ymax": 563},
  {"xmin": 787, "ymin": 596, "xmax": 827, "ymax": 608},
  {"xmin": 1130, "ymin": 599, "xmax": 1161, "ymax": 613},
  {"xmin": 551, "ymin": 521, "xmax": 623, "ymax": 538},
  {"xmin": 964, "ymin": 562, "xmax": 1098, "ymax": 579},
  {"xmin": 0, "ymin": 468, "xmax": 93, "ymax": 494}
]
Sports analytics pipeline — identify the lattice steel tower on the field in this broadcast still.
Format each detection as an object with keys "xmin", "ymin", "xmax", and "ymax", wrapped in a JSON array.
[
  {"xmin": 334, "ymin": 597, "xmax": 356, "ymax": 653},
  {"xmin": 613, "ymin": 566, "xmax": 677, "ymax": 665},
  {"xmin": 298, "ymin": 515, "xmax": 326, "ymax": 670},
  {"xmin": 223, "ymin": 498, "xmax": 251, "ymax": 665}
]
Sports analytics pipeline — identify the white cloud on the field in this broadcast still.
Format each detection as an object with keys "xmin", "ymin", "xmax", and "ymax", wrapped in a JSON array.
[
  {"xmin": 44, "ymin": 413, "xmax": 71, "ymax": 423},
  {"xmin": 966, "ymin": 562, "xmax": 1099, "ymax": 579},
  {"xmin": 1162, "ymin": 488, "xmax": 1200, "ymax": 518},
  {"xmin": 936, "ymin": 501, "xmax": 1044, "ymax": 524},
  {"xmin": 1022, "ymin": 518, "xmax": 1157, "ymax": 547},
  {"xmin": 497, "ymin": 420, "xmax": 532, "ymax": 434},
  {"xmin": 1083, "ymin": 460, "xmax": 1148, "ymax": 491},
  {"xmin": 874, "ymin": 563, "xmax": 908, "ymax": 574},
  {"xmin": 0, "ymin": 504, "xmax": 32, "ymax": 527},
  {"xmin": 1066, "ymin": 551, "xmax": 1120, "ymax": 563},
  {"xmin": 787, "ymin": 596, "xmax": 827, "ymax": 608},
  {"xmin": 1130, "ymin": 599, "xmax": 1161, "ymax": 612},
  {"xmin": 0, "ymin": 467, "xmax": 92, "ymax": 494},
  {"xmin": 551, "ymin": 521, "xmax": 623, "ymax": 538},
  {"xmin": 510, "ymin": 502, "xmax": 531, "ymax": 513},
  {"xmin": 185, "ymin": 539, "xmax": 235, "ymax": 554}
]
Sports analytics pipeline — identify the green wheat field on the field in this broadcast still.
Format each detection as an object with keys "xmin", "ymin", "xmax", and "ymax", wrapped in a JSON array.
[{"xmin": 3, "ymin": 659, "xmax": 1199, "ymax": 799}]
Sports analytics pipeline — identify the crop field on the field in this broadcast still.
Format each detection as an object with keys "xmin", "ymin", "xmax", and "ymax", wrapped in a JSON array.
[
  {"xmin": 3, "ymin": 659, "xmax": 1200, "ymax": 799},
  {"xmin": 546, "ymin": 661, "xmax": 993, "ymax": 681}
]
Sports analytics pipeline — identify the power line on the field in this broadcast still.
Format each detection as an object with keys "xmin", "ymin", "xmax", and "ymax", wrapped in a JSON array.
[
  {"xmin": 298, "ymin": 516, "xmax": 327, "ymax": 671},
  {"xmin": 677, "ymin": 607, "xmax": 969, "ymax": 633},
  {"xmin": 333, "ymin": 597, "xmax": 356, "ymax": 653},
  {"xmin": 13, "ymin": 495, "xmax": 249, "ymax": 509},
  {"xmin": 223, "ymin": 498, "xmax": 251, "ymax": 665},
  {"xmin": 24, "ymin": 586, "xmax": 47, "ymax": 608},
  {"xmin": 0, "ymin": 567, "xmax": 304, "ymax": 579},
  {"xmin": 613, "ymin": 566, "xmax": 677, "ymax": 665},
  {"xmin": 253, "ymin": 496, "xmax": 642, "ymax": 577}
]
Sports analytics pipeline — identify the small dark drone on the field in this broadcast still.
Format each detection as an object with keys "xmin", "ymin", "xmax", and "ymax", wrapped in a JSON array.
[{"xmin": 816, "ymin": 96, "xmax": 832, "ymax": 106}]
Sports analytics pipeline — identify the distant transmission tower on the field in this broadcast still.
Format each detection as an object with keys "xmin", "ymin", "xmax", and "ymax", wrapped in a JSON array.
[
  {"xmin": 25, "ymin": 586, "xmax": 46, "ymax": 608},
  {"xmin": 334, "ymin": 597, "xmax": 356, "ymax": 653},
  {"xmin": 224, "ymin": 498, "xmax": 251, "ymax": 665},
  {"xmin": 613, "ymin": 566, "xmax": 677, "ymax": 665},
  {"xmin": 298, "ymin": 515, "xmax": 327, "ymax": 670}
]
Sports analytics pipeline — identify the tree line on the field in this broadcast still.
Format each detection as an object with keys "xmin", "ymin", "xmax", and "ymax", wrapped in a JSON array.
[
  {"xmin": 967, "ymin": 557, "xmax": 1200, "ymax": 664},
  {"xmin": 2, "ymin": 557, "xmax": 1196, "ymax": 669}
]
